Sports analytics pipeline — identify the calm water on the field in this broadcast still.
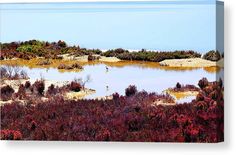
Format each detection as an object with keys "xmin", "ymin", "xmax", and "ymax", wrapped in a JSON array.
[{"xmin": 14, "ymin": 63, "xmax": 223, "ymax": 102}]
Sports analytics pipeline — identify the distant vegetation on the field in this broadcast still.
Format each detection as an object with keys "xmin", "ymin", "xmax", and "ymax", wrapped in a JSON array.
[
  {"xmin": 0, "ymin": 78, "xmax": 224, "ymax": 142},
  {"xmin": 202, "ymin": 50, "xmax": 223, "ymax": 61},
  {"xmin": 0, "ymin": 40, "xmax": 101, "ymax": 60},
  {"xmin": 57, "ymin": 63, "xmax": 83, "ymax": 70},
  {"xmin": 102, "ymin": 48, "xmax": 201, "ymax": 62},
  {"xmin": 1, "ymin": 40, "xmax": 205, "ymax": 62}
]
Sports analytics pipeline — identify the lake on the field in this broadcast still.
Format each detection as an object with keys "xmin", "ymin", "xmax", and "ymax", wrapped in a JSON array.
[{"xmin": 8, "ymin": 61, "xmax": 223, "ymax": 102}]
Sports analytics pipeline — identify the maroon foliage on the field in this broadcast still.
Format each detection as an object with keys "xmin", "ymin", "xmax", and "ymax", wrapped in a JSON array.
[
  {"xmin": 0, "ymin": 130, "xmax": 22, "ymax": 140},
  {"xmin": 25, "ymin": 81, "xmax": 31, "ymax": 89},
  {"xmin": 0, "ymin": 78, "xmax": 223, "ymax": 142},
  {"xmin": 171, "ymin": 83, "xmax": 199, "ymax": 92},
  {"xmin": 198, "ymin": 78, "xmax": 209, "ymax": 89},
  {"xmin": 125, "ymin": 85, "xmax": 137, "ymax": 97},
  {"xmin": 0, "ymin": 85, "xmax": 15, "ymax": 101},
  {"xmin": 31, "ymin": 80, "xmax": 45, "ymax": 96},
  {"xmin": 16, "ymin": 84, "xmax": 26, "ymax": 99},
  {"xmin": 68, "ymin": 81, "xmax": 82, "ymax": 92},
  {"xmin": 46, "ymin": 84, "xmax": 57, "ymax": 96}
]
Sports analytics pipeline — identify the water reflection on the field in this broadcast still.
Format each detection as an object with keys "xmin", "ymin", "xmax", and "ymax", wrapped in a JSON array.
[
  {"xmin": 175, "ymin": 95, "xmax": 197, "ymax": 104},
  {"xmin": 0, "ymin": 59, "xmax": 222, "ymax": 73}
]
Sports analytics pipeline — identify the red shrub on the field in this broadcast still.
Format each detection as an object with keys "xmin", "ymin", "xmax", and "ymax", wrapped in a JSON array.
[
  {"xmin": 25, "ymin": 81, "xmax": 31, "ymax": 89},
  {"xmin": 69, "ymin": 81, "xmax": 82, "ymax": 92},
  {"xmin": 0, "ymin": 130, "xmax": 22, "ymax": 140},
  {"xmin": 46, "ymin": 84, "xmax": 57, "ymax": 96},
  {"xmin": 16, "ymin": 84, "xmax": 26, "ymax": 99},
  {"xmin": 125, "ymin": 85, "xmax": 137, "ymax": 97},
  {"xmin": 198, "ymin": 78, "xmax": 208, "ymax": 89},
  {"xmin": 31, "ymin": 80, "xmax": 45, "ymax": 96},
  {"xmin": 0, "ymin": 78, "xmax": 223, "ymax": 142},
  {"xmin": 0, "ymin": 85, "xmax": 15, "ymax": 101}
]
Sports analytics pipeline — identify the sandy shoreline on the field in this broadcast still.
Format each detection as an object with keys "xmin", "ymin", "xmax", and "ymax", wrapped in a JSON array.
[
  {"xmin": 0, "ymin": 79, "xmax": 96, "ymax": 105},
  {"xmin": 65, "ymin": 89, "xmax": 96, "ymax": 100},
  {"xmin": 1, "ymin": 79, "xmax": 69, "ymax": 92},
  {"xmin": 159, "ymin": 58, "xmax": 224, "ymax": 68},
  {"xmin": 60, "ymin": 54, "xmax": 121, "ymax": 62},
  {"xmin": 164, "ymin": 89, "xmax": 199, "ymax": 101}
]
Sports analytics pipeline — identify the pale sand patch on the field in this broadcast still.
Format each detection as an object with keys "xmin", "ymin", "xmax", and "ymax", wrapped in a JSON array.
[
  {"xmin": 165, "ymin": 89, "xmax": 199, "ymax": 101},
  {"xmin": 152, "ymin": 99, "xmax": 176, "ymax": 106},
  {"xmin": 65, "ymin": 88, "xmax": 96, "ymax": 100},
  {"xmin": 94, "ymin": 95, "xmax": 113, "ymax": 100},
  {"xmin": 99, "ymin": 56, "xmax": 121, "ymax": 62},
  {"xmin": 59, "ymin": 54, "xmax": 121, "ymax": 63},
  {"xmin": 159, "ymin": 58, "xmax": 222, "ymax": 68},
  {"xmin": 0, "ymin": 100, "xmax": 14, "ymax": 105}
]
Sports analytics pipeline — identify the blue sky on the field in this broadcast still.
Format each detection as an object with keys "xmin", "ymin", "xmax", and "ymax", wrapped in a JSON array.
[{"xmin": 0, "ymin": 1, "xmax": 221, "ymax": 53}]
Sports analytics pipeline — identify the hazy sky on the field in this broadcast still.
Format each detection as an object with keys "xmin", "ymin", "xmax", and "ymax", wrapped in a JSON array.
[{"xmin": 0, "ymin": 0, "xmax": 222, "ymax": 53}]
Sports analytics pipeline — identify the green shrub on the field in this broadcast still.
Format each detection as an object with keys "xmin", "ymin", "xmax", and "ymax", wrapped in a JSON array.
[
  {"xmin": 104, "ymin": 50, "xmax": 201, "ymax": 62},
  {"xmin": 203, "ymin": 50, "xmax": 222, "ymax": 61}
]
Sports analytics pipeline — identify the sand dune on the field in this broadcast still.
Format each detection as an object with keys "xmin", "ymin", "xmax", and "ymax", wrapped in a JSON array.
[{"xmin": 159, "ymin": 58, "xmax": 223, "ymax": 68}]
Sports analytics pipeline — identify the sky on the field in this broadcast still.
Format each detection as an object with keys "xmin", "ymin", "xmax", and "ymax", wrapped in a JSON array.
[{"xmin": 0, "ymin": 0, "xmax": 223, "ymax": 53}]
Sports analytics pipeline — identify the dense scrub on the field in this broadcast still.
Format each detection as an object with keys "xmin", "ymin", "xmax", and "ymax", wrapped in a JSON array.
[
  {"xmin": 31, "ymin": 80, "xmax": 45, "ymax": 96},
  {"xmin": 0, "ymin": 78, "xmax": 223, "ymax": 142},
  {"xmin": 0, "ymin": 40, "xmax": 101, "ymax": 60},
  {"xmin": 0, "ymin": 130, "xmax": 22, "ymax": 140},
  {"xmin": 1, "ymin": 40, "xmax": 202, "ymax": 61},
  {"xmin": 88, "ymin": 54, "xmax": 101, "ymax": 61},
  {"xmin": 125, "ymin": 85, "xmax": 138, "ymax": 96},
  {"xmin": 0, "ymin": 79, "xmax": 84, "ymax": 101},
  {"xmin": 57, "ymin": 63, "xmax": 83, "ymax": 70},
  {"xmin": 102, "ymin": 49, "xmax": 201, "ymax": 62},
  {"xmin": 0, "ymin": 85, "xmax": 15, "ymax": 101},
  {"xmin": 170, "ymin": 83, "xmax": 200, "ymax": 92}
]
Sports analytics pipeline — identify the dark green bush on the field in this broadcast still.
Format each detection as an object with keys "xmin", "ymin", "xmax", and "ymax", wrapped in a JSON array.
[
  {"xmin": 103, "ymin": 50, "xmax": 201, "ymax": 62},
  {"xmin": 203, "ymin": 50, "xmax": 222, "ymax": 61}
]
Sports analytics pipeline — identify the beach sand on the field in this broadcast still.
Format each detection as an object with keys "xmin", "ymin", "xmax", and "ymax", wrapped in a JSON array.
[
  {"xmin": 165, "ymin": 90, "xmax": 199, "ymax": 101},
  {"xmin": 159, "ymin": 58, "xmax": 223, "ymax": 68},
  {"xmin": 60, "ymin": 54, "xmax": 121, "ymax": 63},
  {"xmin": 65, "ymin": 89, "xmax": 96, "ymax": 100}
]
